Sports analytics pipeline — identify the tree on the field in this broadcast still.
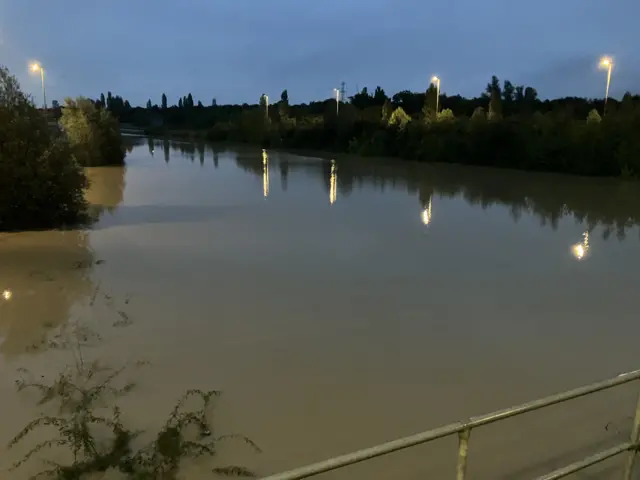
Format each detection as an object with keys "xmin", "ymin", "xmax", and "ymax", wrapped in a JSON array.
[
  {"xmin": 178, "ymin": 98, "xmax": 183, "ymax": 108},
  {"xmin": 586, "ymin": 109, "xmax": 602, "ymax": 124},
  {"xmin": 161, "ymin": 93, "xmax": 167, "ymax": 109},
  {"xmin": 514, "ymin": 85, "xmax": 525, "ymax": 102},
  {"xmin": 388, "ymin": 107, "xmax": 411, "ymax": 129},
  {"xmin": 197, "ymin": 100, "xmax": 203, "ymax": 108},
  {"xmin": 488, "ymin": 91, "xmax": 502, "ymax": 120},
  {"xmin": 485, "ymin": 76, "xmax": 501, "ymax": 98},
  {"xmin": 186, "ymin": 93, "xmax": 194, "ymax": 108},
  {"xmin": 470, "ymin": 106, "xmax": 486, "ymax": 122},
  {"xmin": 106, "ymin": 91, "xmax": 113, "ymax": 110},
  {"xmin": 211, "ymin": 98, "xmax": 217, "ymax": 107},
  {"xmin": 373, "ymin": 86, "xmax": 387, "ymax": 106},
  {"xmin": 60, "ymin": 97, "xmax": 125, "ymax": 167},
  {"xmin": 486, "ymin": 76, "xmax": 502, "ymax": 119},
  {"xmin": 0, "ymin": 65, "xmax": 87, "ymax": 230},
  {"xmin": 280, "ymin": 89, "xmax": 289, "ymax": 105},
  {"xmin": 381, "ymin": 99, "xmax": 392, "ymax": 123},
  {"xmin": 51, "ymin": 99, "xmax": 60, "ymax": 109},
  {"xmin": 146, "ymin": 99, "xmax": 152, "ymax": 109},
  {"xmin": 99, "ymin": 93, "xmax": 106, "ymax": 108},
  {"xmin": 436, "ymin": 108, "xmax": 455, "ymax": 122},
  {"xmin": 422, "ymin": 84, "xmax": 438, "ymax": 123},
  {"xmin": 502, "ymin": 80, "xmax": 515, "ymax": 103},
  {"xmin": 350, "ymin": 87, "xmax": 372, "ymax": 109},
  {"xmin": 524, "ymin": 87, "xmax": 538, "ymax": 102}
]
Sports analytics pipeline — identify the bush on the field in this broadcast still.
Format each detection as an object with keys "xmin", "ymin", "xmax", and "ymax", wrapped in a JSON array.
[
  {"xmin": 60, "ymin": 97, "xmax": 126, "ymax": 166},
  {"xmin": 0, "ymin": 66, "xmax": 88, "ymax": 231}
]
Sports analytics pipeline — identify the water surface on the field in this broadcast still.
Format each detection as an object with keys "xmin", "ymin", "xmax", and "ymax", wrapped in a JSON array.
[{"xmin": 1, "ymin": 138, "xmax": 640, "ymax": 479}]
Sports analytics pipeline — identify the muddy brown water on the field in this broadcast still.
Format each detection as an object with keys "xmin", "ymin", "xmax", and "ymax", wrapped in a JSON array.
[{"xmin": 1, "ymin": 138, "xmax": 640, "ymax": 479}]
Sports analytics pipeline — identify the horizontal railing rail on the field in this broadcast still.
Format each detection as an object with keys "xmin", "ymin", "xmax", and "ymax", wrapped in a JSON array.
[{"xmin": 260, "ymin": 369, "xmax": 640, "ymax": 480}]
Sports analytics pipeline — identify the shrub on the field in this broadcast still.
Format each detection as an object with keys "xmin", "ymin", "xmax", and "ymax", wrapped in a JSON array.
[
  {"xmin": 60, "ymin": 97, "xmax": 126, "ymax": 166},
  {"xmin": 0, "ymin": 66, "xmax": 88, "ymax": 231},
  {"xmin": 586, "ymin": 108, "xmax": 602, "ymax": 124}
]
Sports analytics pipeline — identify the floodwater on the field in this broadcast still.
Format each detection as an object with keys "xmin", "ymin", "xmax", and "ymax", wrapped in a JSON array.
[{"xmin": 2, "ymin": 137, "xmax": 640, "ymax": 479}]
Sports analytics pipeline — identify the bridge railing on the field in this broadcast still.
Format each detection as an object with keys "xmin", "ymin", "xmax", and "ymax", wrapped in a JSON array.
[{"xmin": 260, "ymin": 369, "xmax": 640, "ymax": 480}]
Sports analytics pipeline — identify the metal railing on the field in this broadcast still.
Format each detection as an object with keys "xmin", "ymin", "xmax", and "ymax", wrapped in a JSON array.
[{"xmin": 260, "ymin": 369, "xmax": 640, "ymax": 480}]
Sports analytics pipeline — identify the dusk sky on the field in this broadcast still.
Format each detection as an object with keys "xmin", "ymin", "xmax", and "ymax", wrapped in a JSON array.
[{"xmin": 1, "ymin": 1, "xmax": 637, "ymax": 106}]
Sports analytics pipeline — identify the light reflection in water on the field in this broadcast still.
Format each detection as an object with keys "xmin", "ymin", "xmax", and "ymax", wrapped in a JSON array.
[
  {"xmin": 421, "ymin": 197, "xmax": 432, "ymax": 225},
  {"xmin": 329, "ymin": 160, "xmax": 337, "ymax": 205},
  {"xmin": 571, "ymin": 231, "xmax": 590, "ymax": 260},
  {"xmin": 262, "ymin": 149, "xmax": 270, "ymax": 198}
]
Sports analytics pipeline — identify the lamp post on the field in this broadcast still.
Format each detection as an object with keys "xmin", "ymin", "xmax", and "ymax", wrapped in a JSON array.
[
  {"xmin": 333, "ymin": 88, "xmax": 340, "ymax": 116},
  {"xmin": 599, "ymin": 57, "xmax": 613, "ymax": 115},
  {"xmin": 30, "ymin": 62, "xmax": 47, "ymax": 109},
  {"xmin": 431, "ymin": 76, "xmax": 440, "ymax": 114},
  {"xmin": 264, "ymin": 94, "xmax": 269, "ymax": 120}
]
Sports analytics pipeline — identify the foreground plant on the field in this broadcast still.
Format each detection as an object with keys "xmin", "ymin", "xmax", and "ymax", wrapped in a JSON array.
[{"xmin": 8, "ymin": 292, "xmax": 259, "ymax": 479}]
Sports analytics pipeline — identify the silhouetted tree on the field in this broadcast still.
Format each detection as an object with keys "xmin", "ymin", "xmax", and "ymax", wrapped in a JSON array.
[{"xmin": 161, "ymin": 93, "xmax": 167, "ymax": 109}]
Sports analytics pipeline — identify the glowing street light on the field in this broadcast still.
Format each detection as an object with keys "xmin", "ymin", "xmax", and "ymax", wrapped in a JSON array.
[
  {"xmin": 2, "ymin": 289, "xmax": 12, "ymax": 301},
  {"xmin": 599, "ymin": 57, "xmax": 613, "ymax": 114},
  {"xmin": 333, "ymin": 88, "xmax": 340, "ymax": 116},
  {"xmin": 329, "ymin": 160, "xmax": 337, "ymax": 205},
  {"xmin": 421, "ymin": 197, "xmax": 432, "ymax": 225},
  {"xmin": 570, "ymin": 231, "xmax": 590, "ymax": 260},
  {"xmin": 431, "ymin": 76, "xmax": 441, "ymax": 113},
  {"xmin": 262, "ymin": 149, "xmax": 269, "ymax": 198},
  {"xmin": 30, "ymin": 62, "xmax": 47, "ymax": 109}
]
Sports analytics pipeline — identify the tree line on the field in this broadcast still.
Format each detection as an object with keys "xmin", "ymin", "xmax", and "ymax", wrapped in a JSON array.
[{"xmin": 48, "ymin": 75, "xmax": 640, "ymax": 178}]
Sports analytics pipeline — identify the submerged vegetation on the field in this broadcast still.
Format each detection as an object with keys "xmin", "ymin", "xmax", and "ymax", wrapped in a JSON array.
[
  {"xmin": 71, "ymin": 77, "xmax": 640, "ymax": 178},
  {"xmin": 0, "ymin": 65, "xmax": 126, "ymax": 232},
  {"xmin": 8, "ymin": 286, "xmax": 260, "ymax": 479},
  {"xmin": 0, "ymin": 66, "xmax": 88, "ymax": 232},
  {"xmin": 60, "ymin": 97, "xmax": 126, "ymax": 167}
]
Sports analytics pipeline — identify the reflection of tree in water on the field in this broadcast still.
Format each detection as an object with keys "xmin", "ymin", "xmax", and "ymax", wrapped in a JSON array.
[
  {"xmin": 279, "ymin": 160, "xmax": 289, "ymax": 191},
  {"xmin": 0, "ymin": 230, "xmax": 94, "ymax": 356},
  {"xmin": 85, "ymin": 166, "xmax": 127, "ymax": 219},
  {"xmin": 163, "ymin": 138, "xmax": 170, "ymax": 163},
  {"xmin": 332, "ymin": 162, "xmax": 640, "ymax": 239},
  {"xmin": 197, "ymin": 142, "xmax": 206, "ymax": 166}
]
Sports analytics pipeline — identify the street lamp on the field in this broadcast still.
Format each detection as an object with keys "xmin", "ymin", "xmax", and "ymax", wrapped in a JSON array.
[
  {"xmin": 599, "ymin": 56, "xmax": 613, "ymax": 115},
  {"xmin": 264, "ymin": 94, "xmax": 269, "ymax": 119},
  {"xmin": 431, "ymin": 76, "xmax": 440, "ymax": 113},
  {"xmin": 30, "ymin": 62, "xmax": 47, "ymax": 109},
  {"xmin": 333, "ymin": 88, "xmax": 340, "ymax": 116}
]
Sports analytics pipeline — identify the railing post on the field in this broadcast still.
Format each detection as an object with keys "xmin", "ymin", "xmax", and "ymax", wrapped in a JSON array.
[
  {"xmin": 456, "ymin": 428, "xmax": 471, "ymax": 480},
  {"xmin": 623, "ymin": 386, "xmax": 640, "ymax": 480}
]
